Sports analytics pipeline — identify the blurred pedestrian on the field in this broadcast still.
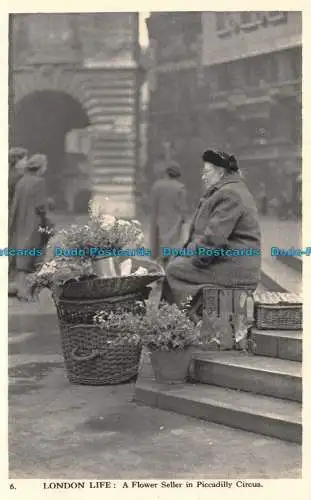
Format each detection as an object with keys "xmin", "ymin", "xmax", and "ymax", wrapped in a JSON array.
[
  {"xmin": 150, "ymin": 160, "xmax": 188, "ymax": 268},
  {"xmin": 258, "ymin": 182, "xmax": 268, "ymax": 215},
  {"xmin": 296, "ymin": 173, "xmax": 302, "ymax": 217},
  {"xmin": 8, "ymin": 147, "xmax": 28, "ymax": 294},
  {"xmin": 9, "ymin": 154, "xmax": 49, "ymax": 300},
  {"xmin": 8, "ymin": 147, "xmax": 28, "ymax": 208},
  {"xmin": 152, "ymin": 152, "xmax": 167, "ymax": 181},
  {"xmin": 291, "ymin": 172, "xmax": 302, "ymax": 218}
]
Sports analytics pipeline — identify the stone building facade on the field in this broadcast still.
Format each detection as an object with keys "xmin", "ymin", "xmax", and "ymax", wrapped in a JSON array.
[
  {"xmin": 146, "ymin": 11, "xmax": 302, "ymax": 217},
  {"xmin": 10, "ymin": 13, "xmax": 141, "ymax": 216}
]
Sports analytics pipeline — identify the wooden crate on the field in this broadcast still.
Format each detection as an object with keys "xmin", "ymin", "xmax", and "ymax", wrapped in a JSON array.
[{"xmin": 202, "ymin": 288, "xmax": 254, "ymax": 350}]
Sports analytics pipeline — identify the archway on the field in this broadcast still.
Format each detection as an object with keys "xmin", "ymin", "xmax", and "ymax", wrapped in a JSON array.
[{"xmin": 10, "ymin": 90, "xmax": 90, "ymax": 210}]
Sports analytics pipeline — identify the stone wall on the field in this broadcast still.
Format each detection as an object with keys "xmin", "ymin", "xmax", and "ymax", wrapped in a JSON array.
[{"xmin": 10, "ymin": 13, "xmax": 140, "ymax": 217}]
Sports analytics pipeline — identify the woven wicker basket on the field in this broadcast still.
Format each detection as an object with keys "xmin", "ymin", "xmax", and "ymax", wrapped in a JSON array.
[
  {"xmin": 54, "ymin": 292, "xmax": 147, "ymax": 325},
  {"xmin": 254, "ymin": 292, "xmax": 302, "ymax": 330},
  {"xmin": 59, "ymin": 273, "xmax": 163, "ymax": 300},
  {"xmin": 59, "ymin": 324, "xmax": 142, "ymax": 385}
]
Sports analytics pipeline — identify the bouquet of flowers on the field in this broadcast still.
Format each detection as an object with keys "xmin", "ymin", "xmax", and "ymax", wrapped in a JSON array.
[
  {"xmin": 28, "ymin": 199, "xmax": 149, "ymax": 296},
  {"xmin": 27, "ymin": 257, "xmax": 95, "ymax": 299},
  {"xmin": 46, "ymin": 202, "xmax": 144, "ymax": 257}
]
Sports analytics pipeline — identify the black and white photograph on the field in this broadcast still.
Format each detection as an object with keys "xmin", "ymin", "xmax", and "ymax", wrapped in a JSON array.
[{"xmin": 7, "ymin": 9, "xmax": 303, "ymax": 482}]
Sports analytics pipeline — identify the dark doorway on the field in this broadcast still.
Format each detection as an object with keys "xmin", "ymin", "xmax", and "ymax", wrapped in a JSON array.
[{"xmin": 10, "ymin": 90, "xmax": 90, "ymax": 210}]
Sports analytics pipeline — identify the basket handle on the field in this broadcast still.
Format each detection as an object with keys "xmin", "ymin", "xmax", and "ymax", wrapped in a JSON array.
[{"xmin": 71, "ymin": 347, "xmax": 100, "ymax": 362}]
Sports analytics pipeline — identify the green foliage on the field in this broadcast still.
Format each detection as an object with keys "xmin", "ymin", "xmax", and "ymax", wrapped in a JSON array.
[
  {"xmin": 94, "ymin": 299, "xmax": 202, "ymax": 352},
  {"xmin": 93, "ymin": 304, "xmax": 146, "ymax": 346},
  {"xmin": 142, "ymin": 301, "xmax": 202, "ymax": 352}
]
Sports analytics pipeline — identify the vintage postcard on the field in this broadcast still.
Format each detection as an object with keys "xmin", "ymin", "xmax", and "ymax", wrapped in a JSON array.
[{"xmin": 1, "ymin": 1, "xmax": 309, "ymax": 498}]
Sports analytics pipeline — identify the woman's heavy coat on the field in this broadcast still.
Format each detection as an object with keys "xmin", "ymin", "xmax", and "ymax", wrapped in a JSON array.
[
  {"xmin": 166, "ymin": 174, "xmax": 261, "ymax": 304},
  {"xmin": 9, "ymin": 171, "xmax": 48, "ymax": 272}
]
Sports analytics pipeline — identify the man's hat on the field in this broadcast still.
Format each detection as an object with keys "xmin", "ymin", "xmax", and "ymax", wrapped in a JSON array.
[
  {"xmin": 9, "ymin": 147, "xmax": 28, "ymax": 167},
  {"xmin": 166, "ymin": 160, "xmax": 181, "ymax": 177},
  {"xmin": 27, "ymin": 154, "xmax": 47, "ymax": 171},
  {"xmin": 202, "ymin": 150, "xmax": 238, "ymax": 171}
]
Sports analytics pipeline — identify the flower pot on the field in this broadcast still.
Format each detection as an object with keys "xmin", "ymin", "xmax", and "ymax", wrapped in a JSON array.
[
  {"xmin": 93, "ymin": 257, "xmax": 117, "ymax": 277},
  {"xmin": 150, "ymin": 348, "xmax": 194, "ymax": 384}
]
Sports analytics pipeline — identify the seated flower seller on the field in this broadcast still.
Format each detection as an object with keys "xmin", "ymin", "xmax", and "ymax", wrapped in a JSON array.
[{"xmin": 162, "ymin": 149, "xmax": 262, "ymax": 313}]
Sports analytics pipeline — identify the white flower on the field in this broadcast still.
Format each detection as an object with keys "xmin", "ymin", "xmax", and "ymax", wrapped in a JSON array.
[
  {"xmin": 136, "ymin": 232, "xmax": 144, "ymax": 244},
  {"xmin": 100, "ymin": 214, "xmax": 116, "ymax": 229},
  {"xmin": 37, "ymin": 260, "xmax": 57, "ymax": 276},
  {"xmin": 89, "ymin": 199, "xmax": 104, "ymax": 217},
  {"xmin": 117, "ymin": 219, "xmax": 131, "ymax": 227},
  {"xmin": 132, "ymin": 220, "xmax": 141, "ymax": 225},
  {"xmin": 133, "ymin": 266, "xmax": 148, "ymax": 276}
]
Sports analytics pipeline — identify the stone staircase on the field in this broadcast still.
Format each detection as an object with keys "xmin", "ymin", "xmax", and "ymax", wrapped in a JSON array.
[
  {"xmin": 135, "ymin": 224, "xmax": 302, "ymax": 444},
  {"xmin": 135, "ymin": 250, "xmax": 302, "ymax": 443},
  {"xmin": 83, "ymin": 69, "xmax": 138, "ymax": 216},
  {"xmin": 135, "ymin": 324, "xmax": 302, "ymax": 443}
]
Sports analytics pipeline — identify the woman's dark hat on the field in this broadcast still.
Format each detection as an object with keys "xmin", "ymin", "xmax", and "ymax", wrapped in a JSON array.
[
  {"xmin": 202, "ymin": 150, "xmax": 238, "ymax": 171},
  {"xmin": 9, "ymin": 147, "xmax": 28, "ymax": 167},
  {"xmin": 27, "ymin": 154, "xmax": 47, "ymax": 171},
  {"xmin": 166, "ymin": 160, "xmax": 181, "ymax": 177}
]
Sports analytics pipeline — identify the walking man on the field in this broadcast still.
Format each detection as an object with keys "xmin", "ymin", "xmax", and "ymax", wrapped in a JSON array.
[
  {"xmin": 9, "ymin": 154, "xmax": 49, "ymax": 300},
  {"xmin": 150, "ymin": 160, "xmax": 188, "ymax": 268}
]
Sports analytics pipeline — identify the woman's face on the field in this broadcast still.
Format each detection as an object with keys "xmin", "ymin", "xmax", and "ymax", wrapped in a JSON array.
[
  {"xmin": 202, "ymin": 162, "xmax": 224, "ymax": 188},
  {"xmin": 15, "ymin": 155, "xmax": 28, "ymax": 171}
]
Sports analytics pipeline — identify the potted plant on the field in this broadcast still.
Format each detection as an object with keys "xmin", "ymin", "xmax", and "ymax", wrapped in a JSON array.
[{"xmin": 141, "ymin": 301, "xmax": 202, "ymax": 384}]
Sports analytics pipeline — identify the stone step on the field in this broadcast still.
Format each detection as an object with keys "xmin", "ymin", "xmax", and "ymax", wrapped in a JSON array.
[
  {"xmin": 192, "ymin": 351, "xmax": 301, "ymax": 402},
  {"xmin": 85, "ymin": 76, "xmax": 135, "ymax": 88},
  {"xmin": 261, "ymin": 257, "xmax": 302, "ymax": 294},
  {"xmin": 84, "ymin": 77, "xmax": 135, "ymax": 85},
  {"xmin": 93, "ymin": 142, "xmax": 136, "ymax": 150},
  {"xmin": 86, "ymin": 88, "xmax": 136, "ymax": 98},
  {"xmin": 90, "ymin": 184, "xmax": 134, "ymax": 194},
  {"xmin": 92, "ymin": 131, "xmax": 136, "ymax": 141},
  {"xmin": 93, "ymin": 150, "xmax": 136, "ymax": 159},
  {"xmin": 251, "ymin": 328, "xmax": 302, "ymax": 362},
  {"xmin": 92, "ymin": 176, "xmax": 134, "ymax": 186},
  {"xmin": 93, "ymin": 158, "xmax": 136, "ymax": 167},
  {"xmin": 276, "ymin": 255, "xmax": 302, "ymax": 273},
  {"xmin": 93, "ymin": 167, "xmax": 136, "ymax": 176},
  {"xmin": 94, "ymin": 139, "xmax": 136, "ymax": 148},
  {"xmin": 88, "ymin": 106, "xmax": 135, "ymax": 117},
  {"xmin": 134, "ymin": 356, "xmax": 302, "ymax": 443},
  {"xmin": 88, "ymin": 97, "xmax": 135, "ymax": 107},
  {"xmin": 93, "ymin": 186, "xmax": 134, "ymax": 199},
  {"xmin": 91, "ymin": 114, "xmax": 134, "ymax": 124}
]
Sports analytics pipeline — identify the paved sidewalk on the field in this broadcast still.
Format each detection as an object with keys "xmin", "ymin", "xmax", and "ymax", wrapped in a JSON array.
[
  {"xmin": 259, "ymin": 216, "xmax": 302, "ymax": 256},
  {"xmin": 9, "ymin": 362, "xmax": 301, "ymax": 479}
]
